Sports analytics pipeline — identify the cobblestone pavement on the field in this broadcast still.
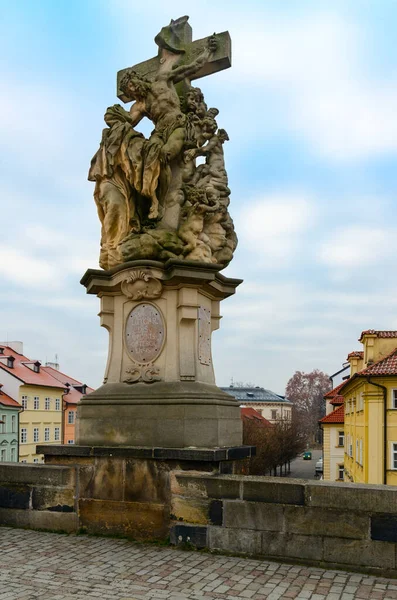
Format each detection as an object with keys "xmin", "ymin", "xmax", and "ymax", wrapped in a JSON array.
[{"xmin": 2, "ymin": 528, "xmax": 397, "ymax": 600}]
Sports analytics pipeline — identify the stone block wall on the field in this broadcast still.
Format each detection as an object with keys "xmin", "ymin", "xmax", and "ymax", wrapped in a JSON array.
[
  {"xmin": 0, "ymin": 463, "xmax": 78, "ymax": 532},
  {"xmin": 171, "ymin": 473, "xmax": 397, "ymax": 577}
]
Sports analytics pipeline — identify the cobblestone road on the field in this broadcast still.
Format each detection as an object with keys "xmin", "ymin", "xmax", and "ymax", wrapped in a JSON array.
[{"xmin": 2, "ymin": 527, "xmax": 397, "ymax": 600}]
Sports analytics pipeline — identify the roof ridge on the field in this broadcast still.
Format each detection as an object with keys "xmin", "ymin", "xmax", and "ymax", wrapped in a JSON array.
[{"xmin": 358, "ymin": 346, "xmax": 397, "ymax": 375}]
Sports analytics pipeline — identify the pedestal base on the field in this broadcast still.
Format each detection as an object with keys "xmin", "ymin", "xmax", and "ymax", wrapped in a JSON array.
[
  {"xmin": 76, "ymin": 381, "xmax": 242, "ymax": 447},
  {"xmin": 37, "ymin": 444, "xmax": 254, "ymax": 540},
  {"xmin": 79, "ymin": 260, "xmax": 243, "ymax": 449}
]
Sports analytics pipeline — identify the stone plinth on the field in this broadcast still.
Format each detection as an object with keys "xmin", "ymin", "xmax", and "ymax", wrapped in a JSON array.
[
  {"xmin": 77, "ymin": 260, "xmax": 243, "ymax": 448},
  {"xmin": 36, "ymin": 445, "xmax": 254, "ymax": 540}
]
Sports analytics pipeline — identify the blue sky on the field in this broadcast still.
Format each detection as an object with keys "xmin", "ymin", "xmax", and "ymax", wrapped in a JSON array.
[{"xmin": 1, "ymin": 1, "xmax": 397, "ymax": 393}]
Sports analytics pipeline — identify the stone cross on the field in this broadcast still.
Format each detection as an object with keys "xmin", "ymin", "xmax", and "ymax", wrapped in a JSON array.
[{"xmin": 117, "ymin": 15, "xmax": 231, "ymax": 102}]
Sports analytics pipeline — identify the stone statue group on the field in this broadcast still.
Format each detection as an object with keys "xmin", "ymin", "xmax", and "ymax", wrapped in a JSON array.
[{"xmin": 89, "ymin": 18, "xmax": 237, "ymax": 270}]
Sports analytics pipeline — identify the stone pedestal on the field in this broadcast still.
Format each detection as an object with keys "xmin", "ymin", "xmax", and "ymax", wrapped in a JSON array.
[{"xmin": 77, "ymin": 259, "xmax": 243, "ymax": 448}]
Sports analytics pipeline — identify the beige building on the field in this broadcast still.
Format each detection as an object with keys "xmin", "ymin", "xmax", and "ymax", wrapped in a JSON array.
[
  {"xmin": 320, "ymin": 382, "xmax": 345, "ymax": 481},
  {"xmin": 221, "ymin": 386, "xmax": 293, "ymax": 423}
]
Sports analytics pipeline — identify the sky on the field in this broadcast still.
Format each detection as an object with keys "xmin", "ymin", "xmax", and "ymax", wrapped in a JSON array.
[{"xmin": 1, "ymin": 0, "xmax": 397, "ymax": 394}]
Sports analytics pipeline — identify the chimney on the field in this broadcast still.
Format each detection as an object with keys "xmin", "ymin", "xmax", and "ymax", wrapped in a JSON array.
[{"xmin": 0, "ymin": 341, "xmax": 23, "ymax": 354}]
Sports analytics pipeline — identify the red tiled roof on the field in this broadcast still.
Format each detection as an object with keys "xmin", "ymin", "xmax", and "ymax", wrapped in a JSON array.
[
  {"xmin": 0, "ymin": 347, "xmax": 65, "ymax": 389},
  {"xmin": 0, "ymin": 387, "xmax": 21, "ymax": 408},
  {"xmin": 42, "ymin": 365, "xmax": 83, "ymax": 387},
  {"xmin": 319, "ymin": 405, "xmax": 344, "ymax": 424},
  {"xmin": 42, "ymin": 366, "xmax": 94, "ymax": 405},
  {"xmin": 63, "ymin": 386, "xmax": 94, "ymax": 405},
  {"xmin": 330, "ymin": 395, "xmax": 344, "ymax": 406},
  {"xmin": 359, "ymin": 348, "xmax": 397, "ymax": 376},
  {"xmin": 324, "ymin": 380, "xmax": 347, "ymax": 399},
  {"xmin": 347, "ymin": 351, "xmax": 364, "ymax": 360},
  {"xmin": 359, "ymin": 330, "xmax": 397, "ymax": 342},
  {"xmin": 241, "ymin": 407, "xmax": 273, "ymax": 427}
]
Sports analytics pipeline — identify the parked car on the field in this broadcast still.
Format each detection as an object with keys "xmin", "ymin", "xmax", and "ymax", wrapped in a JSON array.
[
  {"xmin": 315, "ymin": 457, "xmax": 323, "ymax": 474},
  {"xmin": 303, "ymin": 451, "xmax": 312, "ymax": 460}
]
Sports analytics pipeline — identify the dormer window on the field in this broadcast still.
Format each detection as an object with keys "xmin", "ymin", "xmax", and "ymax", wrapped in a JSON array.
[
  {"xmin": 246, "ymin": 392, "xmax": 254, "ymax": 398},
  {"xmin": 74, "ymin": 384, "xmax": 87, "ymax": 395},
  {"xmin": 0, "ymin": 347, "xmax": 4, "ymax": 355},
  {"xmin": 7, "ymin": 356, "xmax": 14, "ymax": 369},
  {"xmin": 33, "ymin": 361, "xmax": 40, "ymax": 373}
]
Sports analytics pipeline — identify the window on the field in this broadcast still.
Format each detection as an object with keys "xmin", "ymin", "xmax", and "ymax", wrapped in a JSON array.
[
  {"xmin": 349, "ymin": 438, "xmax": 353, "ymax": 458},
  {"xmin": 0, "ymin": 449, "xmax": 6, "ymax": 462},
  {"xmin": 392, "ymin": 390, "xmax": 397, "ymax": 410},
  {"xmin": 10, "ymin": 447, "xmax": 16, "ymax": 462},
  {"xmin": 55, "ymin": 398, "xmax": 61, "ymax": 411},
  {"xmin": 21, "ymin": 396, "xmax": 28, "ymax": 409},
  {"xmin": 358, "ymin": 393, "xmax": 364, "ymax": 411},
  {"xmin": 44, "ymin": 427, "xmax": 50, "ymax": 442},
  {"xmin": 21, "ymin": 459, "xmax": 27, "ymax": 463},
  {"xmin": 1, "ymin": 415, "xmax": 5, "ymax": 433},
  {"xmin": 33, "ymin": 458, "xmax": 39, "ymax": 463},
  {"xmin": 11, "ymin": 415, "xmax": 16, "ymax": 433},
  {"xmin": 68, "ymin": 439, "xmax": 75, "ymax": 444},
  {"xmin": 271, "ymin": 409, "xmax": 277, "ymax": 420},
  {"xmin": 338, "ymin": 431, "xmax": 344, "ymax": 447},
  {"xmin": 33, "ymin": 428, "xmax": 39, "ymax": 443},
  {"xmin": 356, "ymin": 440, "xmax": 359, "ymax": 462},
  {"xmin": 391, "ymin": 443, "xmax": 397, "ymax": 470},
  {"xmin": 54, "ymin": 427, "xmax": 60, "ymax": 441},
  {"xmin": 21, "ymin": 428, "xmax": 27, "ymax": 443},
  {"xmin": 338, "ymin": 464, "xmax": 344, "ymax": 480},
  {"xmin": 68, "ymin": 411, "xmax": 75, "ymax": 424},
  {"xmin": 360, "ymin": 439, "xmax": 363, "ymax": 465},
  {"xmin": 45, "ymin": 397, "xmax": 51, "ymax": 410},
  {"xmin": 34, "ymin": 397, "xmax": 39, "ymax": 410}
]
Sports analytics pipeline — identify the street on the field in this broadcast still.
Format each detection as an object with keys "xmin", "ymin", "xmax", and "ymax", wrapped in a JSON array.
[{"xmin": 288, "ymin": 448, "xmax": 322, "ymax": 480}]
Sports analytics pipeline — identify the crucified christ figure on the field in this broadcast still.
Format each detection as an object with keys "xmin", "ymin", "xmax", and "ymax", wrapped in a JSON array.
[{"xmin": 118, "ymin": 35, "xmax": 218, "ymax": 220}]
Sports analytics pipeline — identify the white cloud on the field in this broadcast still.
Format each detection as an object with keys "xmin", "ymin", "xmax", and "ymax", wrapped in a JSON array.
[
  {"xmin": 228, "ymin": 12, "xmax": 397, "ymax": 161},
  {"xmin": 319, "ymin": 225, "xmax": 397, "ymax": 269},
  {"xmin": 238, "ymin": 193, "xmax": 314, "ymax": 266},
  {"xmin": 0, "ymin": 247, "xmax": 57, "ymax": 287}
]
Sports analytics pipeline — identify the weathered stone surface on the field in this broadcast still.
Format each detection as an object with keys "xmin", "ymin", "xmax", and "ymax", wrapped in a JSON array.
[
  {"xmin": 31, "ymin": 487, "xmax": 75, "ymax": 512},
  {"xmin": 0, "ymin": 508, "xmax": 78, "ymax": 533},
  {"xmin": 174, "ymin": 474, "xmax": 241, "ymax": 499},
  {"xmin": 284, "ymin": 505, "xmax": 370, "ymax": 540},
  {"xmin": 306, "ymin": 482, "xmax": 397, "ymax": 513},
  {"xmin": 125, "ymin": 460, "xmax": 169, "ymax": 503},
  {"xmin": 224, "ymin": 501, "xmax": 283, "ymax": 532},
  {"xmin": 171, "ymin": 496, "xmax": 209, "ymax": 524},
  {"xmin": 242, "ymin": 477, "xmax": 305, "ymax": 505},
  {"xmin": 209, "ymin": 526, "xmax": 262, "ymax": 555},
  {"xmin": 261, "ymin": 531, "xmax": 323, "ymax": 562},
  {"xmin": 77, "ymin": 381, "xmax": 243, "ymax": 448},
  {"xmin": 0, "ymin": 463, "xmax": 75, "ymax": 486},
  {"xmin": 79, "ymin": 498, "xmax": 168, "ymax": 540},
  {"xmin": 78, "ymin": 458, "xmax": 124, "ymax": 501},
  {"xmin": 324, "ymin": 537, "xmax": 395, "ymax": 569},
  {"xmin": 37, "ymin": 445, "xmax": 92, "ymax": 457}
]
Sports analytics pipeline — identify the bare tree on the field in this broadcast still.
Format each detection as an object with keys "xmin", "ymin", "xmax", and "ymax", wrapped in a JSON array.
[
  {"xmin": 233, "ymin": 381, "xmax": 258, "ymax": 388},
  {"xmin": 242, "ymin": 414, "xmax": 306, "ymax": 476},
  {"xmin": 285, "ymin": 370, "xmax": 331, "ymax": 444}
]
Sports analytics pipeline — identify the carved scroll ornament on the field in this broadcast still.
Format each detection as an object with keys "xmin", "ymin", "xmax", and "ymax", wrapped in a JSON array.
[{"xmin": 121, "ymin": 270, "xmax": 162, "ymax": 300}]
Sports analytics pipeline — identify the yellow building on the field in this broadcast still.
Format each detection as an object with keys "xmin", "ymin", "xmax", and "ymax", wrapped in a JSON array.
[
  {"xmin": 340, "ymin": 330, "xmax": 397, "ymax": 485},
  {"xmin": 0, "ymin": 342, "xmax": 65, "ymax": 463},
  {"xmin": 320, "ymin": 382, "xmax": 345, "ymax": 481}
]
